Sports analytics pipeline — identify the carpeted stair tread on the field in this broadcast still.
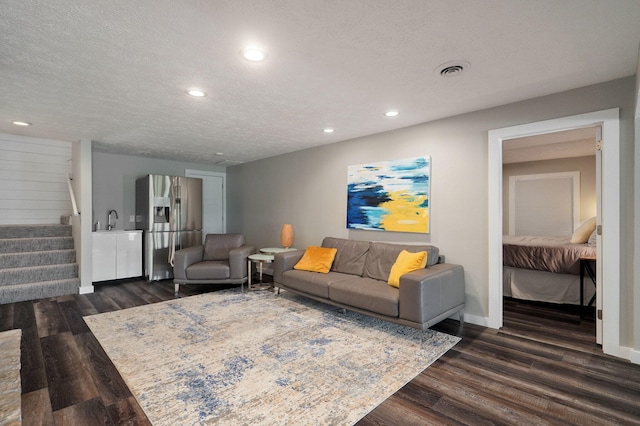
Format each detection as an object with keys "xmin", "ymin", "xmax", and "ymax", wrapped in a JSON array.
[
  {"xmin": 0, "ymin": 263, "xmax": 78, "ymax": 286},
  {"xmin": 0, "ymin": 224, "xmax": 79, "ymax": 304},
  {"xmin": 0, "ymin": 249, "xmax": 76, "ymax": 269},
  {"xmin": 0, "ymin": 279, "xmax": 80, "ymax": 304},
  {"xmin": 0, "ymin": 224, "xmax": 71, "ymax": 239},
  {"xmin": 0, "ymin": 236, "xmax": 74, "ymax": 254}
]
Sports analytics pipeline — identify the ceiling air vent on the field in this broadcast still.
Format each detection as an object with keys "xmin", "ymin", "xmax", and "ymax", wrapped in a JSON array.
[{"xmin": 434, "ymin": 61, "xmax": 470, "ymax": 78}]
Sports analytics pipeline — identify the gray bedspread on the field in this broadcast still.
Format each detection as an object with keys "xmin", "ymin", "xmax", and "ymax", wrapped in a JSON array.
[{"xmin": 502, "ymin": 235, "xmax": 596, "ymax": 275}]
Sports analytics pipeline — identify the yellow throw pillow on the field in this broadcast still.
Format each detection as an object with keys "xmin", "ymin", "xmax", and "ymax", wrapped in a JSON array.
[
  {"xmin": 570, "ymin": 217, "xmax": 597, "ymax": 244},
  {"xmin": 388, "ymin": 250, "xmax": 428, "ymax": 288},
  {"xmin": 294, "ymin": 246, "xmax": 338, "ymax": 273}
]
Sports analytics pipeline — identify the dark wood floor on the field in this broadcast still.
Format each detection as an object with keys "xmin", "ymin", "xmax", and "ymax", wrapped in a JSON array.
[{"xmin": 2, "ymin": 280, "xmax": 639, "ymax": 425}]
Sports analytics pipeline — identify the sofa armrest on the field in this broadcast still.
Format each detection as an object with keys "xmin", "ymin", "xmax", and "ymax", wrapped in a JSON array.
[
  {"xmin": 173, "ymin": 245, "xmax": 204, "ymax": 280},
  {"xmin": 229, "ymin": 245, "xmax": 256, "ymax": 279},
  {"xmin": 398, "ymin": 263, "xmax": 465, "ymax": 326},
  {"xmin": 273, "ymin": 250, "xmax": 305, "ymax": 283}
]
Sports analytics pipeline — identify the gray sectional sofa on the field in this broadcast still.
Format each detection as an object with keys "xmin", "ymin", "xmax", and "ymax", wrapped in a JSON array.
[{"xmin": 273, "ymin": 237, "xmax": 465, "ymax": 330}]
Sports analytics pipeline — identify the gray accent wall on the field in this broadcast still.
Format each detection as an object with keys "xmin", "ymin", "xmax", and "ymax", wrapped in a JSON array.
[
  {"xmin": 92, "ymin": 151, "xmax": 225, "ymax": 231},
  {"xmin": 227, "ymin": 77, "xmax": 635, "ymax": 342}
]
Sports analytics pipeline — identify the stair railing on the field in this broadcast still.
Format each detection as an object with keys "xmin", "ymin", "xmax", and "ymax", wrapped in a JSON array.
[{"xmin": 67, "ymin": 173, "xmax": 80, "ymax": 216}]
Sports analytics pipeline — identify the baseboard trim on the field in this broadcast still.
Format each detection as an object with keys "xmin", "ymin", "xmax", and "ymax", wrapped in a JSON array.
[
  {"xmin": 462, "ymin": 313, "xmax": 490, "ymax": 327},
  {"xmin": 79, "ymin": 285, "xmax": 94, "ymax": 294},
  {"xmin": 630, "ymin": 349, "xmax": 640, "ymax": 365}
]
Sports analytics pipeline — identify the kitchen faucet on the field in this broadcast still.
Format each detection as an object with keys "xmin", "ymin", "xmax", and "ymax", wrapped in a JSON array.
[{"xmin": 108, "ymin": 209, "xmax": 119, "ymax": 230}]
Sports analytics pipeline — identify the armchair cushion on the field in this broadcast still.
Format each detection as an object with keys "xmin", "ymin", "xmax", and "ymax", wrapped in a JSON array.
[{"xmin": 186, "ymin": 260, "xmax": 230, "ymax": 280}]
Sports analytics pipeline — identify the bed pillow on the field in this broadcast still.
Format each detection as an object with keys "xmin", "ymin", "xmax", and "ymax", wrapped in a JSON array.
[
  {"xmin": 570, "ymin": 217, "xmax": 597, "ymax": 244},
  {"xmin": 588, "ymin": 229, "xmax": 597, "ymax": 246},
  {"xmin": 388, "ymin": 250, "xmax": 427, "ymax": 288},
  {"xmin": 294, "ymin": 246, "xmax": 338, "ymax": 273}
]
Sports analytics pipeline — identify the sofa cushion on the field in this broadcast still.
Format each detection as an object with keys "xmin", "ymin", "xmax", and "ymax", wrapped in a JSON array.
[
  {"xmin": 321, "ymin": 237, "xmax": 370, "ymax": 276},
  {"xmin": 388, "ymin": 250, "xmax": 428, "ymax": 288},
  {"xmin": 282, "ymin": 270, "xmax": 355, "ymax": 299},
  {"xmin": 186, "ymin": 260, "xmax": 230, "ymax": 280},
  {"xmin": 363, "ymin": 242, "xmax": 439, "ymax": 282},
  {"xmin": 203, "ymin": 233, "xmax": 245, "ymax": 261},
  {"xmin": 329, "ymin": 277, "xmax": 399, "ymax": 317},
  {"xmin": 294, "ymin": 246, "xmax": 338, "ymax": 273}
]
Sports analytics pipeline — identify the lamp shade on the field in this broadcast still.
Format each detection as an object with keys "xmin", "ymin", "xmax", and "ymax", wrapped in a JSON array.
[{"xmin": 280, "ymin": 224, "xmax": 294, "ymax": 248}]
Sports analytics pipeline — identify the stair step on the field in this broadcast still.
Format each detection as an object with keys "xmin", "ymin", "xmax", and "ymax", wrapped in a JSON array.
[
  {"xmin": 0, "ymin": 224, "xmax": 79, "ymax": 304},
  {"xmin": 0, "ymin": 250, "xmax": 76, "ymax": 269},
  {"xmin": 0, "ymin": 224, "xmax": 72, "ymax": 239},
  {"xmin": 0, "ymin": 279, "xmax": 80, "ymax": 304},
  {"xmin": 0, "ymin": 236, "xmax": 74, "ymax": 254},
  {"xmin": 0, "ymin": 264, "xmax": 78, "ymax": 286}
]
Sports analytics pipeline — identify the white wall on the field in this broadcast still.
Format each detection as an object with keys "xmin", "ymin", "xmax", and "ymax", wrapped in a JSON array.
[
  {"xmin": 0, "ymin": 133, "xmax": 73, "ymax": 224},
  {"xmin": 502, "ymin": 156, "xmax": 596, "ymax": 233},
  {"xmin": 227, "ymin": 77, "xmax": 635, "ymax": 339},
  {"xmin": 74, "ymin": 139, "xmax": 93, "ymax": 293},
  {"xmin": 91, "ymin": 151, "xmax": 226, "ymax": 231}
]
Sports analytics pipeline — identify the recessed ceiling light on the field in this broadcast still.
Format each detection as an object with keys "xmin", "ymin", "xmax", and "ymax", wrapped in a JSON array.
[
  {"xmin": 384, "ymin": 110, "xmax": 399, "ymax": 117},
  {"xmin": 434, "ymin": 60, "xmax": 470, "ymax": 78},
  {"xmin": 12, "ymin": 120, "xmax": 31, "ymax": 126},
  {"xmin": 215, "ymin": 152, "xmax": 224, "ymax": 156},
  {"xmin": 323, "ymin": 128, "xmax": 335, "ymax": 133},
  {"xmin": 242, "ymin": 47, "xmax": 267, "ymax": 62},
  {"xmin": 187, "ymin": 89, "xmax": 206, "ymax": 97}
]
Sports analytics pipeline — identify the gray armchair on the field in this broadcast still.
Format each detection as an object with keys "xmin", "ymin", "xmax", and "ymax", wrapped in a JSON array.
[{"xmin": 173, "ymin": 233, "xmax": 255, "ymax": 296}]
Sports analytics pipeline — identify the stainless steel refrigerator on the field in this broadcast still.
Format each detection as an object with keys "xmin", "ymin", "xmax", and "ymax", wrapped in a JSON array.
[{"xmin": 136, "ymin": 174, "xmax": 203, "ymax": 281}]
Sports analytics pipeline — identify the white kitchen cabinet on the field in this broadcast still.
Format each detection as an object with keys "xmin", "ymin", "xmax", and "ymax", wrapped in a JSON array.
[{"xmin": 92, "ymin": 230, "xmax": 142, "ymax": 281}]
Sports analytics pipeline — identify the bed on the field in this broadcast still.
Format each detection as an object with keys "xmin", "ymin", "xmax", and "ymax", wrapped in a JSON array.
[{"xmin": 502, "ymin": 234, "xmax": 596, "ymax": 305}]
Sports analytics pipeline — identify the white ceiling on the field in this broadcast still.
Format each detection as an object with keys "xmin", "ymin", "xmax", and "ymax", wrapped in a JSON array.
[{"xmin": 1, "ymin": 1, "xmax": 640, "ymax": 166}]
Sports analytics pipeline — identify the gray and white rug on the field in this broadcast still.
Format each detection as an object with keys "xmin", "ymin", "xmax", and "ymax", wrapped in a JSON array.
[
  {"xmin": 0, "ymin": 329, "xmax": 22, "ymax": 426},
  {"xmin": 84, "ymin": 289, "xmax": 459, "ymax": 425}
]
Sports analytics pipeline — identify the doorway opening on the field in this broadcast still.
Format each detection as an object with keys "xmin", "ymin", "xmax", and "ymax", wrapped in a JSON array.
[
  {"xmin": 488, "ymin": 108, "xmax": 621, "ymax": 357},
  {"xmin": 501, "ymin": 127, "xmax": 599, "ymax": 341}
]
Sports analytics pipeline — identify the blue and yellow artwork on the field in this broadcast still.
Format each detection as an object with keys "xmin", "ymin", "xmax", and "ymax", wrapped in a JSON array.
[{"xmin": 347, "ymin": 156, "xmax": 430, "ymax": 233}]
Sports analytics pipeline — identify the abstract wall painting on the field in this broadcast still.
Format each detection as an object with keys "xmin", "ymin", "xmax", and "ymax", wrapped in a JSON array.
[{"xmin": 347, "ymin": 156, "xmax": 430, "ymax": 233}]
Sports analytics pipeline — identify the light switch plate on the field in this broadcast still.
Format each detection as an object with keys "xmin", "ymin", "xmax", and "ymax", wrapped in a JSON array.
[{"xmin": 129, "ymin": 215, "xmax": 135, "ymax": 222}]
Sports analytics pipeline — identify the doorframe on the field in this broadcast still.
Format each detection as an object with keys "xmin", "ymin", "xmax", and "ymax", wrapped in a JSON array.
[
  {"xmin": 488, "ymin": 108, "xmax": 621, "ymax": 357},
  {"xmin": 185, "ymin": 169, "xmax": 226, "ymax": 236}
]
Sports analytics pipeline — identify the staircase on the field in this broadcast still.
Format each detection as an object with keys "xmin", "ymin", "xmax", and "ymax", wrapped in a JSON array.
[{"xmin": 0, "ymin": 224, "xmax": 80, "ymax": 304}]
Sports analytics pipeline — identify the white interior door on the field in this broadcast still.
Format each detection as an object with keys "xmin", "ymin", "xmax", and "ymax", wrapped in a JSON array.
[{"xmin": 185, "ymin": 170, "xmax": 225, "ymax": 241}]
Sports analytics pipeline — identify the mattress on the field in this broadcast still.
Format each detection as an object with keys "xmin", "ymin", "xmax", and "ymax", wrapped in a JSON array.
[{"xmin": 503, "ymin": 235, "xmax": 596, "ymax": 275}]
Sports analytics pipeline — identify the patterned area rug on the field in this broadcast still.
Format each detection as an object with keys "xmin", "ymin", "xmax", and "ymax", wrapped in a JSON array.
[
  {"xmin": 85, "ymin": 290, "xmax": 460, "ymax": 425},
  {"xmin": 0, "ymin": 329, "xmax": 22, "ymax": 426}
]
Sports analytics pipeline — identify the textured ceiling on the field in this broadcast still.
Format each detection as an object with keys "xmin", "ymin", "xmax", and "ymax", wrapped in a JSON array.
[{"xmin": 1, "ymin": 1, "xmax": 640, "ymax": 166}]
